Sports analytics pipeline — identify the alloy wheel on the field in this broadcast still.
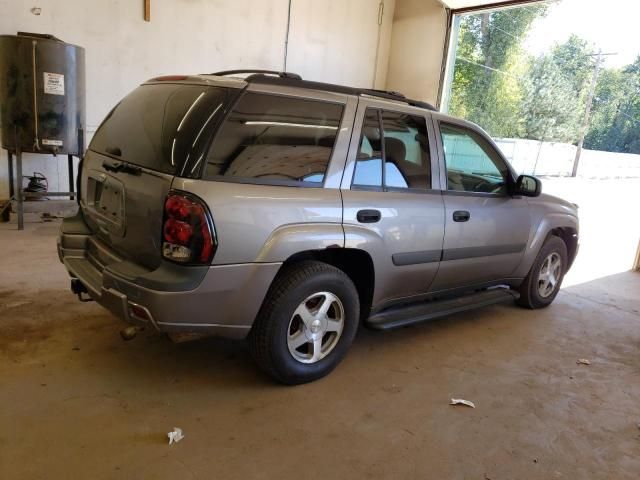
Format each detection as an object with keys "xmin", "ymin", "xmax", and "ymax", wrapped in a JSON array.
[{"xmin": 287, "ymin": 291, "xmax": 345, "ymax": 364}]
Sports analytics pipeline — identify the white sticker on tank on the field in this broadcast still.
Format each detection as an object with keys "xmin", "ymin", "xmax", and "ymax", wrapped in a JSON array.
[
  {"xmin": 42, "ymin": 139, "xmax": 63, "ymax": 146},
  {"xmin": 43, "ymin": 72, "xmax": 65, "ymax": 95}
]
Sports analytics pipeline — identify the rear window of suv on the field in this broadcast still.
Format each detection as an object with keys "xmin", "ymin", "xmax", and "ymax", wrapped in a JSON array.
[
  {"xmin": 90, "ymin": 84, "xmax": 233, "ymax": 175},
  {"xmin": 204, "ymin": 92, "xmax": 344, "ymax": 186}
]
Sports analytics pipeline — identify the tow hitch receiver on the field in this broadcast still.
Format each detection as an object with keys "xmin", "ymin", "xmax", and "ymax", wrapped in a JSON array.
[{"xmin": 71, "ymin": 278, "xmax": 93, "ymax": 302}]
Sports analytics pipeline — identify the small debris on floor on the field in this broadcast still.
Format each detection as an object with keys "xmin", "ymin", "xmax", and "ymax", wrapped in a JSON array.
[
  {"xmin": 72, "ymin": 346, "xmax": 80, "ymax": 351},
  {"xmin": 167, "ymin": 427, "xmax": 184, "ymax": 445},
  {"xmin": 450, "ymin": 398, "xmax": 475, "ymax": 408},
  {"xmin": 576, "ymin": 358, "xmax": 591, "ymax": 365},
  {"xmin": 120, "ymin": 326, "xmax": 138, "ymax": 341},
  {"xmin": 41, "ymin": 213, "xmax": 58, "ymax": 222},
  {"xmin": 382, "ymin": 384, "xmax": 402, "ymax": 394}
]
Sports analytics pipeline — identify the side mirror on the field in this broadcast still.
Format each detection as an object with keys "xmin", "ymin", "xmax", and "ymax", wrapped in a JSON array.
[{"xmin": 513, "ymin": 174, "xmax": 541, "ymax": 197}]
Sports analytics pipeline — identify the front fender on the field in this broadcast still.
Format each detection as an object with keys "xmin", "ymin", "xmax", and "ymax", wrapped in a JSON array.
[{"xmin": 513, "ymin": 212, "xmax": 579, "ymax": 278}]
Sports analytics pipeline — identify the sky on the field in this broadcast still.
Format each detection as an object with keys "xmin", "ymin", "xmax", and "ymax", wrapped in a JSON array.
[{"xmin": 524, "ymin": 0, "xmax": 640, "ymax": 68}]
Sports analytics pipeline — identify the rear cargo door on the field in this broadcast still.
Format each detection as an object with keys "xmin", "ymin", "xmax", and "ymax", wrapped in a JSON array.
[{"xmin": 80, "ymin": 82, "xmax": 233, "ymax": 269}]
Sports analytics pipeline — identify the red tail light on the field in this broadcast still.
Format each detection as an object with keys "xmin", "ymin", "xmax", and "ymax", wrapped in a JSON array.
[{"xmin": 162, "ymin": 192, "xmax": 216, "ymax": 264}]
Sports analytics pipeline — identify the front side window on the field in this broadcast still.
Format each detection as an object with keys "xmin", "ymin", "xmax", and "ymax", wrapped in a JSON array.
[
  {"xmin": 204, "ymin": 93, "xmax": 343, "ymax": 185},
  {"xmin": 352, "ymin": 108, "xmax": 431, "ymax": 190},
  {"xmin": 440, "ymin": 124, "xmax": 509, "ymax": 194}
]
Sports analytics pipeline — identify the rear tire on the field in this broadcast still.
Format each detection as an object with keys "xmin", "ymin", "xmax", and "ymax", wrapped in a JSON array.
[
  {"xmin": 517, "ymin": 236, "xmax": 567, "ymax": 309},
  {"xmin": 248, "ymin": 261, "xmax": 359, "ymax": 385}
]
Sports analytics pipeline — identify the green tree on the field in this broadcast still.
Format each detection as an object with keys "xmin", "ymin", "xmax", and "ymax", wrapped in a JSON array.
[
  {"xmin": 521, "ymin": 55, "xmax": 578, "ymax": 142},
  {"xmin": 585, "ymin": 56, "xmax": 640, "ymax": 153},
  {"xmin": 449, "ymin": 5, "xmax": 548, "ymax": 137},
  {"xmin": 448, "ymin": 7, "xmax": 639, "ymax": 153},
  {"xmin": 550, "ymin": 35, "xmax": 594, "ymax": 98},
  {"xmin": 519, "ymin": 36, "xmax": 595, "ymax": 142}
]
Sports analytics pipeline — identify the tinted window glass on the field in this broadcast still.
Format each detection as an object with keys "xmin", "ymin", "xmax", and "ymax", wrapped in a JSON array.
[
  {"xmin": 205, "ymin": 93, "xmax": 343, "ymax": 185},
  {"xmin": 381, "ymin": 111, "xmax": 431, "ymax": 189},
  {"xmin": 352, "ymin": 110, "xmax": 383, "ymax": 187},
  {"xmin": 353, "ymin": 108, "xmax": 431, "ymax": 190},
  {"xmin": 90, "ymin": 84, "xmax": 230, "ymax": 175},
  {"xmin": 440, "ymin": 124, "xmax": 508, "ymax": 194}
]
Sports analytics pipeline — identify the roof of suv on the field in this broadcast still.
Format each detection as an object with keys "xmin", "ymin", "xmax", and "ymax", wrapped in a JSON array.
[{"xmin": 147, "ymin": 70, "xmax": 437, "ymax": 112}]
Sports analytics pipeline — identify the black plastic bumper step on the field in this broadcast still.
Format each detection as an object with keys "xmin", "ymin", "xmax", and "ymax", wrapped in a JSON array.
[{"xmin": 365, "ymin": 288, "xmax": 518, "ymax": 330}]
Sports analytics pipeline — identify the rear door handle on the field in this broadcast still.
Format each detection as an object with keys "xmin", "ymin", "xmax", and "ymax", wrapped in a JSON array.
[
  {"xmin": 357, "ymin": 209, "xmax": 381, "ymax": 223},
  {"xmin": 453, "ymin": 210, "xmax": 470, "ymax": 222}
]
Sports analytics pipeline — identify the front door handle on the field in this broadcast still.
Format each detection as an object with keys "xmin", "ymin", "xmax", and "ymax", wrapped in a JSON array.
[
  {"xmin": 357, "ymin": 209, "xmax": 381, "ymax": 223},
  {"xmin": 453, "ymin": 210, "xmax": 470, "ymax": 222}
]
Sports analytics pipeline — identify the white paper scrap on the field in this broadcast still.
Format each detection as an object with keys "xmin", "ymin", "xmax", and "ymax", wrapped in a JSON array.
[
  {"xmin": 168, "ymin": 427, "xmax": 184, "ymax": 445},
  {"xmin": 450, "ymin": 398, "xmax": 476, "ymax": 408}
]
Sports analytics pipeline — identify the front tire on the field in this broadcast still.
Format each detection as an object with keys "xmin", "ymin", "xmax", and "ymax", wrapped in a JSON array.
[
  {"xmin": 517, "ymin": 236, "xmax": 568, "ymax": 309},
  {"xmin": 248, "ymin": 261, "xmax": 359, "ymax": 385}
]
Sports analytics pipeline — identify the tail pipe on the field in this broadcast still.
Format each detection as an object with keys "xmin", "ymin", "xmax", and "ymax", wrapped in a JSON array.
[{"xmin": 70, "ymin": 278, "xmax": 93, "ymax": 302}]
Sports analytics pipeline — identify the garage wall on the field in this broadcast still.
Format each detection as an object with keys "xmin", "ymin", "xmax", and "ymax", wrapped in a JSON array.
[
  {"xmin": 385, "ymin": 0, "xmax": 447, "ymax": 105},
  {"xmin": 287, "ymin": 0, "xmax": 396, "ymax": 89},
  {"xmin": 0, "ymin": 0, "xmax": 394, "ymax": 198}
]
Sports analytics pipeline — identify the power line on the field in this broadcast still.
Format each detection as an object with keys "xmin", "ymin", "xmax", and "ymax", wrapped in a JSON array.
[
  {"xmin": 492, "ymin": 24, "xmax": 519, "ymax": 40},
  {"xmin": 618, "ymin": 109, "xmax": 640, "ymax": 126},
  {"xmin": 456, "ymin": 56, "xmax": 524, "ymax": 80}
]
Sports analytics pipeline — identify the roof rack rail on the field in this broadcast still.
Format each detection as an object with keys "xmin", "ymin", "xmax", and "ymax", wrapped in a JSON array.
[
  {"xmin": 213, "ymin": 70, "xmax": 437, "ymax": 111},
  {"xmin": 367, "ymin": 88, "xmax": 406, "ymax": 99},
  {"xmin": 209, "ymin": 69, "xmax": 302, "ymax": 80},
  {"xmin": 359, "ymin": 89, "xmax": 436, "ymax": 110}
]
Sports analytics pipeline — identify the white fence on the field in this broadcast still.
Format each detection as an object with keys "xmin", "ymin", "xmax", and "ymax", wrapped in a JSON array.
[
  {"xmin": 494, "ymin": 138, "xmax": 640, "ymax": 178},
  {"xmin": 2, "ymin": 136, "xmax": 639, "ymax": 199}
]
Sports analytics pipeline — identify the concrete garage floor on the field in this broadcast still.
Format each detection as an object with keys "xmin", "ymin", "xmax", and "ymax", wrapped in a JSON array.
[{"xmin": 1, "ymin": 178, "xmax": 640, "ymax": 479}]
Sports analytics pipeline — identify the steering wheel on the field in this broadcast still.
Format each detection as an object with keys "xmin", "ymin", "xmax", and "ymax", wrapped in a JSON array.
[{"xmin": 473, "ymin": 179, "xmax": 504, "ymax": 194}]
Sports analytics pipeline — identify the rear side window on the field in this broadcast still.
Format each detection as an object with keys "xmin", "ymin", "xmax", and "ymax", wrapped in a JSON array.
[
  {"xmin": 204, "ymin": 93, "xmax": 344, "ymax": 186},
  {"xmin": 352, "ymin": 110, "xmax": 383, "ymax": 187},
  {"xmin": 90, "ymin": 84, "xmax": 231, "ymax": 175},
  {"xmin": 352, "ymin": 108, "xmax": 431, "ymax": 190}
]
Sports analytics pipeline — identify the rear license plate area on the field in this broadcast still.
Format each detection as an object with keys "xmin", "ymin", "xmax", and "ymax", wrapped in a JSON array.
[{"xmin": 86, "ymin": 173, "xmax": 126, "ymax": 237}]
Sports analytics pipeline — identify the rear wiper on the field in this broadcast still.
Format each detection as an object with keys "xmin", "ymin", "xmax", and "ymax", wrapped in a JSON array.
[{"xmin": 102, "ymin": 158, "xmax": 142, "ymax": 176}]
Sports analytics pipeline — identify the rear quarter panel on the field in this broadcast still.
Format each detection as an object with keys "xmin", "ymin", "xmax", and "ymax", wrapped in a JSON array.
[
  {"xmin": 171, "ymin": 179, "xmax": 344, "ymax": 264},
  {"xmin": 171, "ymin": 87, "xmax": 357, "ymax": 265}
]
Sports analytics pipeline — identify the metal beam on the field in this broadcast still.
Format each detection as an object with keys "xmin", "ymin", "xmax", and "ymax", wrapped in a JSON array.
[{"xmin": 448, "ymin": 0, "xmax": 550, "ymax": 15}]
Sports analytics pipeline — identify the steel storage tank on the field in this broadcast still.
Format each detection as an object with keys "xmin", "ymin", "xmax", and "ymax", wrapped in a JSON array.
[{"xmin": 0, "ymin": 32, "xmax": 86, "ymax": 155}]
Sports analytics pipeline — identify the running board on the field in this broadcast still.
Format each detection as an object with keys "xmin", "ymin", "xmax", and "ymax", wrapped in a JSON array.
[{"xmin": 365, "ymin": 288, "xmax": 518, "ymax": 331}]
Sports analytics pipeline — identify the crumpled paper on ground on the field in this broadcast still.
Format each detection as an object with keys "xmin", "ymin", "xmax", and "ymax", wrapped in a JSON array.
[
  {"xmin": 450, "ymin": 398, "xmax": 476, "ymax": 408},
  {"xmin": 168, "ymin": 427, "xmax": 184, "ymax": 445}
]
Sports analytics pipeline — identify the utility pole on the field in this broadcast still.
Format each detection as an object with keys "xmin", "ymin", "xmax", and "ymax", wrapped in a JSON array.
[{"xmin": 571, "ymin": 50, "xmax": 615, "ymax": 177}]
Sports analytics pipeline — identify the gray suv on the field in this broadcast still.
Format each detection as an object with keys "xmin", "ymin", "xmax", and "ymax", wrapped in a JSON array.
[{"xmin": 58, "ymin": 70, "xmax": 579, "ymax": 384}]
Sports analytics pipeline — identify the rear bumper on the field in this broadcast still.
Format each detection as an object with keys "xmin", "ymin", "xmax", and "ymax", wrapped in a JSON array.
[{"xmin": 58, "ymin": 214, "xmax": 280, "ymax": 339}]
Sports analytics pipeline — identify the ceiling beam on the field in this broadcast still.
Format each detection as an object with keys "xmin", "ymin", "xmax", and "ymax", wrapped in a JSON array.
[{"xmin": 445, "ymin": 0, "xmax": 548, "ymax": 15}]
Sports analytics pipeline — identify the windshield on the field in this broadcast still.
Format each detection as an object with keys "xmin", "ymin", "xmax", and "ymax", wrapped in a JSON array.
[{"xmin": 90, "ymin": 84, "xmax": 235, "ymax": 176}]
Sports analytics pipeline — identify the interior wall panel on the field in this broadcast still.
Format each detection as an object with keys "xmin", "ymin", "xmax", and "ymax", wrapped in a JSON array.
[{"xmin": 0, "ymin": 0, "xmax": 393, "ymax": 196}]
